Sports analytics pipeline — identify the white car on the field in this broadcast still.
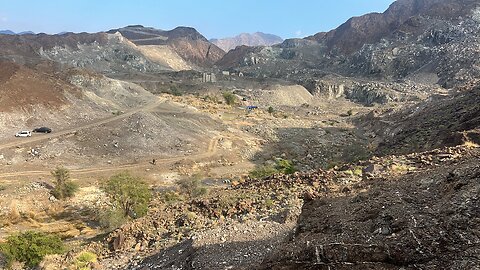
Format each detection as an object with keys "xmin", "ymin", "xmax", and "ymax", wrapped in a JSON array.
[{"xmin": 15, "ymin": 131, "xmax": 32, "ymax": 137}]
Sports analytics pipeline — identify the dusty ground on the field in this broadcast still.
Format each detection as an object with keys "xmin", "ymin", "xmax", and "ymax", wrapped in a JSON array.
[{"xmin": 0, "ymin": 79, "xmax": 371, "ymax": 269}]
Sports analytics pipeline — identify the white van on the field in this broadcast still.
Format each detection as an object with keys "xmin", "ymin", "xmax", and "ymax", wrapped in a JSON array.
[{"xmin": 15, "ymin": 131, "xmax": 32, "ymax": 137}]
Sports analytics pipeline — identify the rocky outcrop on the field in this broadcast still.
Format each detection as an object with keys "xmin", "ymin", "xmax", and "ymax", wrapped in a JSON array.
[
  {"xmin": 370, "ymin": 84, "xmax": 480, "ymax": 155},
  {"xmin": 259, "ymin": 147, "xmax": 480, "ymax": 269},
  {"xmin": 303, "ymin": 80, "xmax": 345, "ymax": 100}
]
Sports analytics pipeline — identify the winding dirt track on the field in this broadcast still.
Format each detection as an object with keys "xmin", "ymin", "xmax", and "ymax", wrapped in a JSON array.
[{"xmin": 0, "ymin": 98, "xmax": 222, "ymax": 179}]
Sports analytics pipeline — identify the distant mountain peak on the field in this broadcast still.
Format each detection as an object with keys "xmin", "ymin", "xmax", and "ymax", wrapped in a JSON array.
[
  {"xmin": 210, "ymin": 32, "xmax": 283, "ymax": 52},
  {"xmin": 0, "ymin": 30, "xmax": 34, "ymax": 35}
]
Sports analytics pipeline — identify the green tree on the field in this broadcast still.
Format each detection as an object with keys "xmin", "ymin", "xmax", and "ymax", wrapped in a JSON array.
[
  {"xmin": 222, "ymin": 92, "xmax": 237, "ymax": 105},
  {"xmin": 51, "ymin": 167, "xmax": 78, "ymax": 199},
  {"xmin": 102, "ymin": 172, "xmax": 152, "ymax": 219},
  {"xmin": 0, "ymin": 231, "xmax": 64, "ymax": 268},
  {"xmin": 267, "ymin": 106, "xmax": 274, "ymax": 114}
]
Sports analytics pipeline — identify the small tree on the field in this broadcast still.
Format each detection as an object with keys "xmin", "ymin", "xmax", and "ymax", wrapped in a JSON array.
[
  {"xmin": 222, "ymin": 92, "xmax": 237, "ymax": 105},
  {"xmin": 102, "ymin": 172, "xmax": 152, "ymax": 219},
  {"xmin": 51, "ymin": 167, "xmax": 78, "ymax": 199},
  {"xmin": 267, "ymin": 106, "xmax": 274, "ymax": 114},
  {"xmin": 0, "ymin": 231, "xmax": 64, "ymax": 268}
]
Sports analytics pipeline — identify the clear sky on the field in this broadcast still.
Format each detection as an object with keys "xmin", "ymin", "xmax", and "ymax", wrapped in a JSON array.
[{"xmin": 0, "ymin": 0, "xmax": 395, "ymax": 39}]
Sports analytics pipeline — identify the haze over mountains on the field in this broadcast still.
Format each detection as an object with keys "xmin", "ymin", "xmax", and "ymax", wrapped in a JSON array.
[
  {"xmin": 1, "ymin": 0, "xmax": 480, "ymax": 269},
  {"xmin": 0, "ymin": 29, "xmax": 35, "ymax": 35}
]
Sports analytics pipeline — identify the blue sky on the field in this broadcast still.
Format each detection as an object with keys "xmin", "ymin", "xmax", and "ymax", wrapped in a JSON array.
[{"xmin": 0, "ymin": 0, "xmax": 395, "ymax": 39}]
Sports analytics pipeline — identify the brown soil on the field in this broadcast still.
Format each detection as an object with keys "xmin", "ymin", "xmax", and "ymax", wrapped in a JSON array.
[{"xmin": 0, "ymin": 61, "xmax": 76, "ymax": 111}]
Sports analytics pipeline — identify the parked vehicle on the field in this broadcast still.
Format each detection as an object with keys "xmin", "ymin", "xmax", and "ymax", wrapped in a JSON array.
[
  {"xmin": 32, "ymin": 127, "xmax": 52, "ymax": 133},
  {"xmin": 15, "ymin": 131, "xmax": 32, "ymax": 137}
]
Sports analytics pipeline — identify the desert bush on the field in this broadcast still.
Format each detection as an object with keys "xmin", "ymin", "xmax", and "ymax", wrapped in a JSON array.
[
  {"xmin": 176, "ymin": 177, "xmax": 208, "ymax": 198},
  {"xmin": 222, "ymin": 92, "xmax": 237, "ymax": 105},
  {"xmin": 249, "ymin": 164, "xmax": 278, "ymax": 179},
  {"xmin": 249, "ymin": 159, "xmax": 297, "ymax": 179},
  {"xmin": 102, "ymin": 172, "xmax": 152, "ymax": 219},
  {"xmin": 267, "ymin": 106, "xmax": 274, "ymax": 114},
  {"xmin": 170, "ymin": 86, "xmax": 182, "ymax": 96},
  {"xmin": 275, "ymin": 159, "xmax": 296, "ymax": 174},
  {"xmin": 51, "ymin": 167, "xmax": 78, "ymax": 199},
  {"xmin": 98, "ymin": 208, "xmax": 128, "ymax": 231},
  {"xmin": 74, "ymin": 251, "xmax": 97, "ymax": 270},
  {"xmin": 0, "ymin": 231, "xmax": 64, "ymax": 268},
  {"xmin": 160, "ymin": 190, "xmax": 183, "ymax": 203}
]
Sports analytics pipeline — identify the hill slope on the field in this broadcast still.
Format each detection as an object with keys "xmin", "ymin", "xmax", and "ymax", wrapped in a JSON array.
[{"xmin": 108, "ymin": 25, "xmax": 225, "ymax": 67}]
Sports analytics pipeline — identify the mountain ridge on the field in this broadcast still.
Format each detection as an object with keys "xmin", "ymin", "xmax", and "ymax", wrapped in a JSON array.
[{"xmin": 210, "ymin": 32, "xmax": 283, "ymax": 52}]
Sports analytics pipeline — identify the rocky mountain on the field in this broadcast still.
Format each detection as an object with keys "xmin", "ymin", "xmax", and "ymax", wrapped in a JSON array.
[
  {"xmin": 210, "ymin": 32, "xmax": 283, "ymax": 52},
  {"xmin": 217, "ymin": 0, "xmax": 480, "ymax": 93},
  {"xmin": 107, "ymin": 25, "xmax": 225, "ymax": 67},
  {"xmin": 0, "ymin": 30, "xmax": 15, "ymax": 35},
  {"xmin": 0, "ymin": 32, "xmax": 172, "ymax": 73}
]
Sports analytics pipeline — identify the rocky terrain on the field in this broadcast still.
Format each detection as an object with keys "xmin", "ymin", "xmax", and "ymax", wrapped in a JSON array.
[
  {"xmin": 216, "ymin": 0, "xmax": 480, "ymax": 97},
  {"xmin": 107, "ymin": 25, "xmax": 225, "ymax": 68},
  {"xmin": 0, "ymin": 0, "xmax": 480, "ymax": 269},
  {"xmin": 210, "ymin": 32, "xmax": 283, "ymax": 52}
]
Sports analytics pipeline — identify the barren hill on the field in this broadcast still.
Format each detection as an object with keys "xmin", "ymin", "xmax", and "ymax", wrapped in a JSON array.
[
  {"xmin": 0, "ymin": 32, "xmax": 172, "ymax": 73},
  {"xmin": 0, "ymin": 61, "xmax": 76, "ymax": 111},
  {"xmin": 217, "ymin": 0, "xmax": 480, "ymax": 89},
  {"xmin": 210, "ymin": 32, "xmax": 283, "ymax": 52},
  {"xmin": 108, "ymin": 25, "xmax": 225, "ymax": 67}
]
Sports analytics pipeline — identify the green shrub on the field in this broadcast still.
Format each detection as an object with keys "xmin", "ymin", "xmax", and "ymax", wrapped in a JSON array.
[
  {"xmin": 176, "ymin": 178, "xmax": 208, "ymax": 198},
  {"xmin": 275, "ymin": 159, "xmax": 296, "ymax": 174},
  {"xmin": 0, "ymin": 231, "xmax": 64, "ymax": 268},
  {"xmin": 267, "ymin": 106, "xmax": 274, "ymax": 114},
  {"xmin": 102, "ymin": 172, "xmax": 152, "ymax": 219},
  {"xmin": 170, "ymin": 86, "xmax": 182, "ymax": 96},
  {"xmin": 51, "ymin": 167, "xmax": 78, "ymax": 199},
  {"xmin": 74, "ymin": 251, "xmax": 97, "ymax": 270},
  {"xmin": 249, "ymin": 159, "xmax": 297, "ymax": 179},
  {"xmin": 98, "ymin": 208, "xmax": 128, "ymax": 231},
  {"xmin": 222, "ymin": 92, "xmax": 237, "ymax": 105},
  {"xmin": 249, "ymin": 164, "xmax": 277, "ymax": 179},
  {"xmin": 160, "ymin": 190, "xmax": 183, "ymax": 203}
]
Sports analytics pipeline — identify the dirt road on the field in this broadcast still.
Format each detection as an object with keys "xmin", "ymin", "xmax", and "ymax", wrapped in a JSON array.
[
  {"xmin": 0, "ymin": 135, "xmax": 221, "ymax": 179},
  {"xmin": 0, "ymin": 98, "xmax": 171, "ymax": 151}
]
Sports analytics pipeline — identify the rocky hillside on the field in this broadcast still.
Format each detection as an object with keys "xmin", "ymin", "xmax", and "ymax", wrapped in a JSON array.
[
  {"xmin": 0, "ymin": 32, "xmax": 172, "ymax": 73},
  {"xmin": 217, "ymin": 0, "xmax": 480, "ymax": 89},
  {"xmin": 210, "ymin": 32, "xmax": 283, "ymax": 52},
  {"xmin": 364, "ymin": 83, "xmax": 480, "ymax": 155},
  {"xmin": 0, "ymin": 59, "xmax": 157, "ymax": 140},
  {"xmin": 0, "ymin": 61, "xmax": 77, "ymax": 111},
  {"xmin": 108, "ymin": 25, "xmax": 225, "ymax": 67},
  {"xmin": 259, "ymin": 146, "xmax": 480, "ymax": 269}
]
